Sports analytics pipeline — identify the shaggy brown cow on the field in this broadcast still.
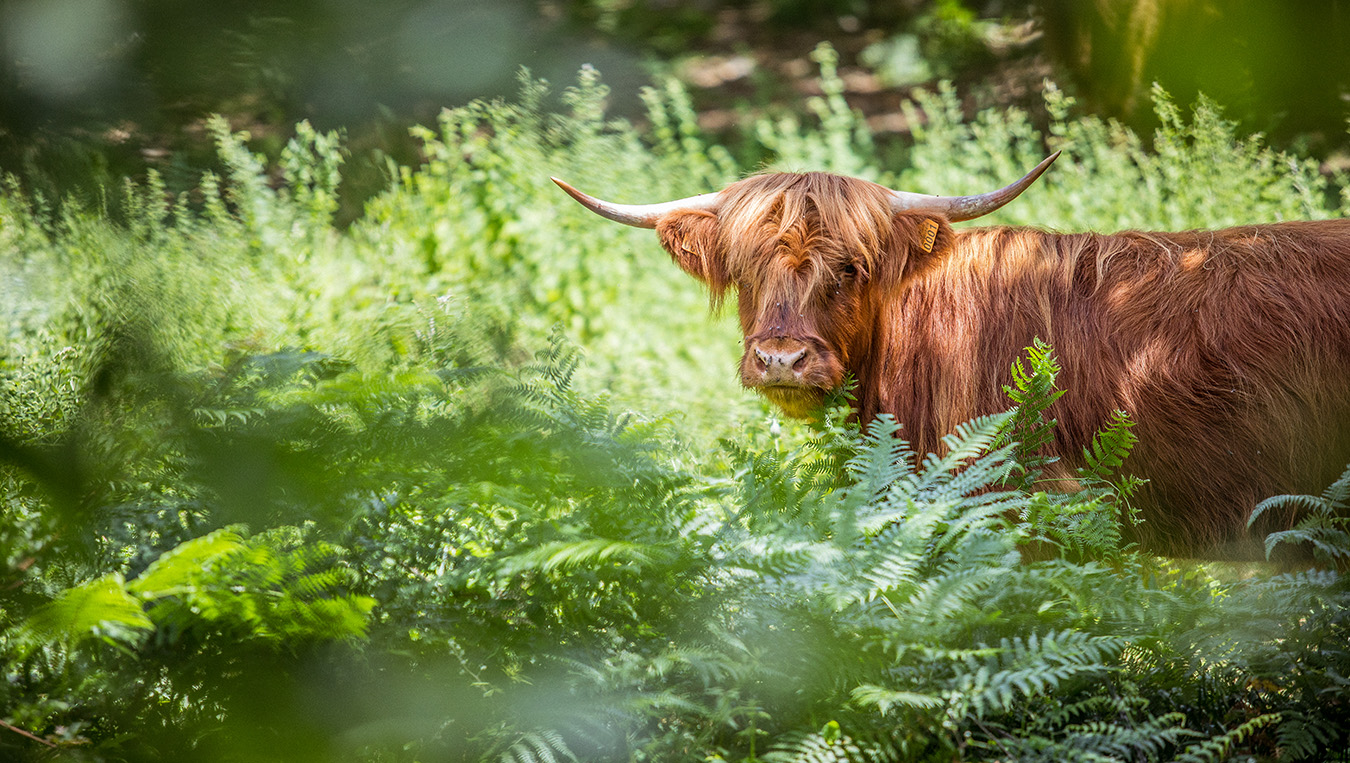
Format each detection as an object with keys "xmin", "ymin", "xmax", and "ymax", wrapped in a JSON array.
[{"xmin": 553, "ymin": 157, "xmax": 1350, "ymax": 559}]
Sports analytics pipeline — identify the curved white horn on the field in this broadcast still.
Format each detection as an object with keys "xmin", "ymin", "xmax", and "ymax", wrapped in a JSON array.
[
  {"xmin": 551, "ymin": 178, "xmax": 722, "ymax": 229},
  {"xmin": 887, "ymin": 151, "xmax": 1060, "ymax": 222}
]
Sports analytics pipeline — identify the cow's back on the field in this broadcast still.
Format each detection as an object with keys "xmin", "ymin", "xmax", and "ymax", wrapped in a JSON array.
[{"xmin": 874, "ymin": 219, "xmax": 1350, "ymax": 559}]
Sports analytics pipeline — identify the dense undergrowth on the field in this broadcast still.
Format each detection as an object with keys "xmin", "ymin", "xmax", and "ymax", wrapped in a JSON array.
[{"xmin": 2, "ymin": 48, "xmax": 1349, "ymax": 761}]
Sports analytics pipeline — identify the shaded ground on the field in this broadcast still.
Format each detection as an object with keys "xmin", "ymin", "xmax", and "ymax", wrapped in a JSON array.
[{"xmin": 663, "ymin": 6, "xmax": 1053, "ymax": 137}]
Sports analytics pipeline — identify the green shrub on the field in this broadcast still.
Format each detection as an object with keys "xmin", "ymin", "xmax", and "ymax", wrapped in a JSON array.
[{"xmin": 1, "ymin": 55, "xmax": 1349, "ymax": 762}]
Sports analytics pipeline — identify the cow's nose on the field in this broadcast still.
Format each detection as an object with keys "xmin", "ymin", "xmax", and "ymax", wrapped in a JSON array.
[
  {"xmin": 752, "ymin": 340, "xmax": 810, "ymax": 384},
  {"xmin": 754, "ymin": 345, "xmax": 806, "ymax": 369}
]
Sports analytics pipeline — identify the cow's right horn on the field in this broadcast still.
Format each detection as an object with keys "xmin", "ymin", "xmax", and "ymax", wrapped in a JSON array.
[
  {"xmin": 551, "ymin": 178, "xmax": 722, "ymax": 229},
  {"xmin": 886, "ymin": 151, "xmax": 1060, "ymax": 222}
]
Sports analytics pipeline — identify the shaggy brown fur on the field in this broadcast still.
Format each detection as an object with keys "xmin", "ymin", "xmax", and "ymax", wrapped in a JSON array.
[{"xmin": 655, "ymin": 171, "xmax": 1350, "ymax": 559}]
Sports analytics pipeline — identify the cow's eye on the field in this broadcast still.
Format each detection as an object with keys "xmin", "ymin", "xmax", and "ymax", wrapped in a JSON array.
[{"xmin": 841, "ymin": 263, "xmax": 858, "ymax": 278}]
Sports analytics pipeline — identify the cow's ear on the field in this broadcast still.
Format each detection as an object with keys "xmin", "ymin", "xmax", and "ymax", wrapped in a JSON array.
[
  {"xmin": 656, "ymin": 209, "xmax": 729, "ymax": 293},
  {"xmin": 884, "ymin": 212, "xmax": 955, "ymax": 284}
]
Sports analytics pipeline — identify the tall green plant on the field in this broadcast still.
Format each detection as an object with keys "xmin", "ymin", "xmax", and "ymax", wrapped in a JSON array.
[{"xmin": 3, "ymin": 54, "xmax": 1350, "ymax": 762}]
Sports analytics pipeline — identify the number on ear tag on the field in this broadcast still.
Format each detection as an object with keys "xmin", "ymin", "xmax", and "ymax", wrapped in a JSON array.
[{"xmin": 919, "ymin": 219, "xmax": 939, "ymax": 253}]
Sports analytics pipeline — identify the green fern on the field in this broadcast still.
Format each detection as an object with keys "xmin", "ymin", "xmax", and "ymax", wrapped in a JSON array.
[
  {"xmin": 496, "ymin": 537, "xmax": 666, "ymax": 578},
  {"xmin": 986, "ymin": 343, "xmax": 1142, "ymax": 560},
  {"xmin": 762, "ymin": 728, "xmax": 868, "ymax": 763},
  {"xmin": 1172, "ymin": 713, "xmax": 1281, "ymax": 763},
  {"xmin": 1274, "ymin": 711, "xmax": 1346, "ymax": 762},
  {"xmin": 7, "ymin": 49, "xmax": 1350, "ymax": 763},
  {"xmin": 991, "ymin": 711, "xmax": 1195, "ymax": 763},
  {"xmin": 499, "ymin": 730, "xmax": 577, "ymax": 763},
  {"xmin": 850, "ymin": 685, "xmax": 943, "ymax": 716},
  {"xmin": 994, "ymin": 338, "xmax": 1065, "ymax": 490},
  {"xmin": 1250, "ymin": 464, "xmax": 1350, "ymax": 562},
  {"xmin": 953, "ymin": 630, "xmax": 1126, "ymax": 717},
  {"xmin": 125, "ymin": 529, "xmax": 247, "ymax": 597},
  {"xmin": 16, "ymin": 573, "xmax": 153, "ymax": 652},
  {"xmin": 1079, "ymin": 409, "xmax": 1145, "ymax": 522}
]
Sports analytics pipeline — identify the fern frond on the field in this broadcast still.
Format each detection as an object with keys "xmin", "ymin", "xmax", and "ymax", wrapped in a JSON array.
[
  {"xmin": 1250, "ymin": 493, "xmax": 1333, "ymax": 524},
  {"xmin": 1274, "ymin": 711, "xmax": 1341, "ymax": 762},
  {"xmin": 1171, "ymin": 713, "xmax": 1280, "ymax": 763},
  {"xmin": 921, "ymin": 413, "xmax": 1015, "ymax": 477},
  {"xmin": 992, "ymin": 711, "xmax": 1194, "ymax": 763},
  {"xmin": 19, "ymin": 573, "xmax": 153, "ymax": 650},
  {"xmin": 843, "ymin": 414, "xmax": 914, "ymax": 499},
  {"xmin": 896, "ymin": 565, "xmax": 1007, "ymax": 628},
  {"xmin": 1081, "ymin": 409, "xmax": 1138, "ymax": 478},
  {"xmin": 497, "ymin": 538, "xmax": 664, "ymax": 578},
  {"xmin": 762, "ymin": 728, "xmax": 867, "ymax": 763},
  {"xmin": 500, "ymin": 730, "xmax": 577, "ymax": 763},
  {"xmin": 1251, "ymin": 464, "xmax": 1350, "ymax": 526},
  {"xmin": 850, "ymin": 684, "xmax": 944, "ymax": 715},
  {"xmin": 126, "ymin": 529, "xmax": 247, "ymax": 598},
  {"xmin": 1251, "ymin": 464, "xmax": 1350, "ymax": 561},
  {"xmin": 953, "ymin": 631, "xmax": 1126, "ymax": 717},
  {"xmin": 993, "ymin": 339, "xmax": 1065, "ymax": 487}
]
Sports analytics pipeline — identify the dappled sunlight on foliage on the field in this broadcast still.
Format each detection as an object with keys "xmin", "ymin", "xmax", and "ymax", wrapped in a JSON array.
[{"xmin": 1, "ymin": 59, "xmax": 1349, "ymax": 762}]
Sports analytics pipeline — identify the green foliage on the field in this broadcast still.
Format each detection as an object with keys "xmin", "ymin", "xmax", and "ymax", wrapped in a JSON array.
[
  {"xmin": 993, "ymin": 337, "xmax": 1064, "ymax": 488},
  {"xmin": 904, "ymin": 81, "xmax": 1332, "ymax": 230},
  {"xmin": 755, "ymin": 44, "xmax": 879, "ymax": 178},
  {"xmin": 994, "ymin": 341, "xmax": 1140, "ymax": 561},
  {"xmin": 18, "ymin": 573, "xmax": 153, "ymax": 649},
  {"xmin": 15, "ymin": 530, "xmax": 372, "ymax": 657},
  {"xmin": 1172, "ymin": 713, "xmax": 1282, "ymax": 763},
  {"xmin": 1252, "ymin": 464, "xmax": 1350, "ymax": 563},
  {"xmin": 2, "ymin": 59, "xmax": 1350, "ymax": 763}
]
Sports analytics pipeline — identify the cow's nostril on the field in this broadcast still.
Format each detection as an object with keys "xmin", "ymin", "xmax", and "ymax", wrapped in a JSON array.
[{"xmin": 751, "ymin": 342, "xmax": 810, "ymax": 382}]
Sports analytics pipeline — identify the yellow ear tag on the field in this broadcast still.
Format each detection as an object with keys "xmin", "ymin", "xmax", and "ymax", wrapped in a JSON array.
[{"xmin": 919, "ymin": 219, "xmax": 939, "ymax": 253}]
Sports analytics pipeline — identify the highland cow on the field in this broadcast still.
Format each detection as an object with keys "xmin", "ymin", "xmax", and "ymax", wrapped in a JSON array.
[{"xmin": 554, "ymin": 155, "xmax": 1350, "ymax": 559}]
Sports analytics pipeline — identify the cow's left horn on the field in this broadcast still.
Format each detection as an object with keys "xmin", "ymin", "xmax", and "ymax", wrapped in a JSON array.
[
  {"xmin": 886, "ymin": 151, "xmax": 1060, "ymax": 222},
  {"xmin": 551, "ymin": 178, "xmax": 722, "ymax": 229}
]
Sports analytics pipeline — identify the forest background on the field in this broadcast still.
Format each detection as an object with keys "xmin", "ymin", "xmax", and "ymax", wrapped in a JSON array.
[{"xmin": 3, "ymin": 1, "xmax": 1350, "ymax": 761}]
